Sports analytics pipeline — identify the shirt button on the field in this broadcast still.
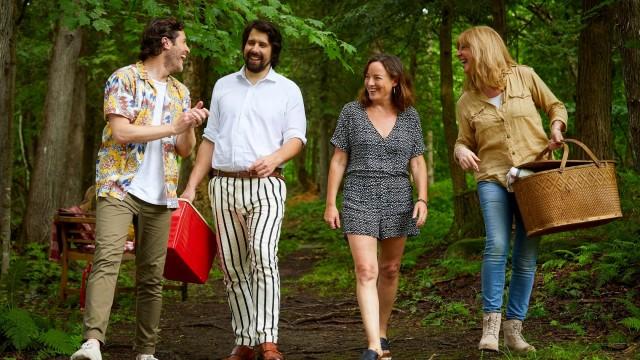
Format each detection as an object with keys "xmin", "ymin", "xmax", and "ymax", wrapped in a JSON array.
[
  {"xmin": 507, "ymin": 135, "xmax": 511, "ymax": 138},
  {"xmin": 512, "ymin": 151, "xmax": 516, "ymax": 155}
]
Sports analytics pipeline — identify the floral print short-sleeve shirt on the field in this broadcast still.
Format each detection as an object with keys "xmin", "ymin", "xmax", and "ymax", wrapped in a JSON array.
[{"xmin": 96, "ymin": 62, "xmax": 190, "ymax": 208}]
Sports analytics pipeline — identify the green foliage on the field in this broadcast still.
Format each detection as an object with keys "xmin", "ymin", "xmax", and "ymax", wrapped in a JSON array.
[
  {"xmin": 36, "ymin": 329, "xmax": 80, "ymax": 359},
  {"xmin": 526, "ymin": 343, "xmax": 612, "ymax": 360},
  {"xmin": 618, "ymin": 296, "xmax": 640, "ymax": 333},
  {"xmin": 422, "ymin": 300, "xmax": 472, "ymax": 327},
  {"xmin": 0, "ymin": 307, "xmax": 80, "ymax": 356},
  {"xmin": 0, "ymin": 308, "xmax": 38, "ymax": 351}
]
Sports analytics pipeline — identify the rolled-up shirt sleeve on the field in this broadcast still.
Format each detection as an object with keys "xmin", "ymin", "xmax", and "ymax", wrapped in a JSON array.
[
  {"xmin": 282, "ymin": 85, "xmax": 307, "ymax": 145},
  {"xmin": 454, "ymin": 97, "xmax": 477, "ymax": 157},
  {"xmin": 203, "ymin": 83, "xmax": 220, "ymax": 144},
  {"xmin": 526, "ymin": 67, "xmax": 568, "ymax": 130}
]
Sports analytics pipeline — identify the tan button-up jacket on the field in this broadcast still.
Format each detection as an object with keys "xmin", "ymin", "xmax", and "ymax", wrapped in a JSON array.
[{"xmin": 454, "ymin": 65, "xmax": 568, "ymax": 187}]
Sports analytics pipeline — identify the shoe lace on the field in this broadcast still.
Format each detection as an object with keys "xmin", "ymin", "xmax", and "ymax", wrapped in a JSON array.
[
  {"xmin": 512, "ymin": 322, "xmax": 528, "ymax": 342},
  {"xmin": 487, "ymin": 315, "xmax": 500, "ymax": 337}
]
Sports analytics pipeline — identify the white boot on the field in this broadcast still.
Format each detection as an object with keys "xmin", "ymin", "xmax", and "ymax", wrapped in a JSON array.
[
  {"xmin": 478, "ymin": 312, "xmax": 501, "ymax": 351},
  {"xmin": 503, "ymin": 319, "xmax": 535, "ymax": 353}
]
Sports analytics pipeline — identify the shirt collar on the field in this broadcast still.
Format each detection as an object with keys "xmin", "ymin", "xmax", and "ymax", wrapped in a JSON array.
[
  {"xmin": 136, "ymin": 61, "xmax": 176, "ymax": 89},
  {"xmin": 236, "ymin": 66, "xmax": 278, "ymax": 84}
]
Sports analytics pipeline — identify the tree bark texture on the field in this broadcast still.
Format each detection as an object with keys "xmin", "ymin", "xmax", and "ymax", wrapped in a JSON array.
[
  {"xmin": 617, "ymin": 0, "xmax": 640, "ymax": 171},
  {"xmin": 316, "ymin": 64, "xmax": 330, "ymax": 200},
  {"xmin": 440, "ymin": 0, "xmax": 481, "ymax": 241},
  {"xmin": 179, "ymin": 55, "xmax": 213, "ymax": 222},
  {"xmin": 575, "ymin": 0, "xmax": 614, "ymax": 160},
  {"xmin": 22, "ymin": 24, "xmax": 83, "ymax": 244},
  {"xmin": 491, "ymin": 0, "xmax": 508, "ymax": 43},
  {"xmin": 62, "ymin": 62, "xmax": 87, "ymax": 207},
  {"xmin": 0, "ymin": 0, "xmax": 17, "ymax": 274}
]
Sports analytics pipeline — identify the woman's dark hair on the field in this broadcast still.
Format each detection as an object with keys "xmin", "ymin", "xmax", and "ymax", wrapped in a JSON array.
[
  {"xmin": 358, "ymin": 54, "xmax": 415, "ymax": 112},
  {"xmin": 139, "ymin": 18, "xmax": 185, "ymax": 61},
  {"xmin": 242, "ymin": 20, "xmax": 282, "ymax": 68}
]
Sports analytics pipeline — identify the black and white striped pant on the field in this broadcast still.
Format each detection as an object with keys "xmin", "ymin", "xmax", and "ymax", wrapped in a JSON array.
[{"xmin": 209, "ymin": 176, "xmax": 286, "ymax": 346}]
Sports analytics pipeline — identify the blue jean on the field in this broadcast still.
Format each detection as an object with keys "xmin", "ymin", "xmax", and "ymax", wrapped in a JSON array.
[{"xmin": 477, "ymin": 181, "xmax": 539, "ymax": 320}]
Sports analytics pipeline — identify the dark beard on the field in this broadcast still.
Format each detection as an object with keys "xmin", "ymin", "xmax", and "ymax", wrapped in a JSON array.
[{"xmin": 244, "ymin": 53, "xmax": 270, "ymax": 73}]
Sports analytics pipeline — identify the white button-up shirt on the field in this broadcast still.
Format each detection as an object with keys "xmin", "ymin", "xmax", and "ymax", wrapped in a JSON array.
[{"xmin": 203, "ymin": 67, "xmax": 307, "ymax": 171}]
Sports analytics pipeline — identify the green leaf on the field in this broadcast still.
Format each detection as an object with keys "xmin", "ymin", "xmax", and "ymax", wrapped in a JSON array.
[
  {"xmin": 0, "ymin": 308, "xmax": 39, "ymax": 350},
  {"xmin": 92, "ymin": 19, "xmax": 113, "ymax": 33}
]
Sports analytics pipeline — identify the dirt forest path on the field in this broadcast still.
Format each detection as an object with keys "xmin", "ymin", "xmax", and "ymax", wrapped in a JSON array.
[{"xmin": 103, "ymin": 248, "xmax": 486, "ymax": 360}]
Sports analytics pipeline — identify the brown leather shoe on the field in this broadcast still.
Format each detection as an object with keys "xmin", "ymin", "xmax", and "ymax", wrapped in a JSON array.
[
  {"xmin": 224, "ymin": 345, "xmax": 255, "ymax": 360},
  {"xmin": 255, "ymin": 342, "xmax": 284, "ymax": 360}
]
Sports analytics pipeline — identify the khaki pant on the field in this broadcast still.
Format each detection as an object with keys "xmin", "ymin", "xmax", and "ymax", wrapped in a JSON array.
[{"xmin": 83, "ymin": 194, "xmax": 172, "ymax": 354}]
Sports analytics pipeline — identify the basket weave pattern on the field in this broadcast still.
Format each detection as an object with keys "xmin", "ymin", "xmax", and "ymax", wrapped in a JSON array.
[{"xmin": 512, "ymin": 139, "xmax": 622, "ymax": 237}]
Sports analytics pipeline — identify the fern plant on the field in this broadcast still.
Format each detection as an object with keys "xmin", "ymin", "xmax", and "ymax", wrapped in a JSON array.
[
  {"xmin": 618, "ymin": 297, "xmax": 640, "ymax": 333},
  {"xmin": 0, "ymin": 255, "xmax": 81, "ymax": 357},
  {"xmin": 0, "ymin": 307, "xmax": 39, "ymax": 351}
]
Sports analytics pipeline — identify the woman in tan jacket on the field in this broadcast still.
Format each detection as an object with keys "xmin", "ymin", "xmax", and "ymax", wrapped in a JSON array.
[{"xmin": 454, "ymin": 26, "xmax": 567, "ymax": 354}]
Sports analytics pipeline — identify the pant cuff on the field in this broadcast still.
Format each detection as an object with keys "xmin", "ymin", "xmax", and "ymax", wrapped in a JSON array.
[{"xmin": 84, "ymin": 330, "xmax": 106, "ymax": 345}]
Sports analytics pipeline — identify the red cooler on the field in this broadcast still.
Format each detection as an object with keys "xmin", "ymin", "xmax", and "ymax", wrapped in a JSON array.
[{"xmin": 164, "ymin": 199, "xmax": 217, "ymax": 284}]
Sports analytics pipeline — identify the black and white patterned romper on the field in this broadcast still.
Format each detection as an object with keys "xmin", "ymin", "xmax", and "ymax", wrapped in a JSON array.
[{"xmin": 331, "ymin": 101, "xmax": 426, "ymax": 240}]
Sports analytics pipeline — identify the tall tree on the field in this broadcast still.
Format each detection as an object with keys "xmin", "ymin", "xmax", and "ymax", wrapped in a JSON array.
[
  {"xmin": 440, "ymin": 0, "xmax": 484, "ymax": 241},
  {"xmin": 575, "ymin": 0, "xmax": 614, "ymax": 160},
  {"xmin": 491, "ymin": 0, "xmax": 507, "ymax": 41},
  {"xmin": 617, "ymin": 0, "xmax": 640, "ymax": 171},
  {"xmin": 0, "ymin": 0, "xmax": 18, "ymax": 274},
  {"xmin": 62, "ymin": 56, "xmax": 87, "ymax": 206},
  {"xmin": 22, "ymin": 23, "xmax": 83, "ymax": 244}
]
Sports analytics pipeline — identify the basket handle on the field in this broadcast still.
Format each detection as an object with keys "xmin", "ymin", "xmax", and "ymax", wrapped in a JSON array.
[{"xmin": 535, "ymin": 138, "xmax": 603, "ymax": 172}]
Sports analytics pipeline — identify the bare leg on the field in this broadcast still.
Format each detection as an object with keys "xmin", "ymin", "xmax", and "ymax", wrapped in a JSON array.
[
  {"xmin": 348, "ymin": 234, "xmax": 382, "ymax": 354},
  {"xmin": 378, "ymin": 236, "xmax": 406, "ymax": 339}
]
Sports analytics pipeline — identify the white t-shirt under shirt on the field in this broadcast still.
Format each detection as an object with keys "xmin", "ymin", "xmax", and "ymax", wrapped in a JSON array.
[
  {"xmin": 128, "ymin": 80, "xmax": 167, "ymax": 205},
  {"xmin": 488, "ymin": 93, "xmax": 502, "ymax": 109}
]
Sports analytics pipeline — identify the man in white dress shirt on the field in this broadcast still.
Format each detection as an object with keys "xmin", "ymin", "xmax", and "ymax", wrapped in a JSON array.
[{"xmin": 181, "ymin": 20, "xmax": 306, "ymax": 360}]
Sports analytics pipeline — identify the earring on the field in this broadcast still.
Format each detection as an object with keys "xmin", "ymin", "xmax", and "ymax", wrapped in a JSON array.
[{"xmin": 392, "ymin": 86, "xmax": 397, "ymax": 95}]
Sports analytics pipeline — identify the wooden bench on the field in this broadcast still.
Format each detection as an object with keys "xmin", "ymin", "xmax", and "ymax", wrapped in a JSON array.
[{"xmin": 54, "ymin": 212, "xmax": 187, "ymax": 305}]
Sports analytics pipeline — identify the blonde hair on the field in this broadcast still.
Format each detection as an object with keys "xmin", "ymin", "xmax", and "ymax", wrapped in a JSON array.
[{"xmin": 456, "ymin": 26, "xmax": 516, "ymax": 92}]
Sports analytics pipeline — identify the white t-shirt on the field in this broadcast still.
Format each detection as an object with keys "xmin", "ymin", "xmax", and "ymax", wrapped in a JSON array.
[
  {"xmin": 128, "ymin": 80, "xmax": 167, "ymax": 205},
  {"xmin": 488, "ymin": 93, "xmax": 502, "ymax": 109}
]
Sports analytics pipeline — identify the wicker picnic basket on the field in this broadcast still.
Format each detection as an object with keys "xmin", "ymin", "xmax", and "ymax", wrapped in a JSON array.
[{"xmin": 512, "ymin": 139, "xmax": 622, "ymax": 237}]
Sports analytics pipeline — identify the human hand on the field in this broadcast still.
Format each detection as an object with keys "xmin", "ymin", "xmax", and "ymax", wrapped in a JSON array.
[
  {"xmin": 456, "ymin": 147, "xmax": 481, "ymax": 172},
  {"xmin": 548, "ymin": 125, "xmax": 564, "ymax": 150},
  {"xmin": 324, "ymin": 205, "xmax": 341, "ymax": 229},
  {"xmin": 249, "ymin": 154, "xmax": 282, "ymax": 177},
  {"xmin": 180, "ymin": 187, "xmax": 196, "ymax": 203},
  {"xmin": 172, "ymin": 101, "xmax": 209, "ymax": 134},
  {"xmin": 412, "ymin": 201, "xmax": 428, "ymax": 228}
]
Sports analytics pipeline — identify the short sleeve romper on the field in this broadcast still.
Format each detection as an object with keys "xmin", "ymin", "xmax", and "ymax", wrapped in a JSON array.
[{"xmin": 331, "ymin": 101, "xmax": 426, "ymax": 240}]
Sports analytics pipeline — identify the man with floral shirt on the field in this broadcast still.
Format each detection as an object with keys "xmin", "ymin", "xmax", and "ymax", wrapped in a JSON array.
[{"xmin": 71, "ymin": 18, "xmax": 208, "ymax": 360}]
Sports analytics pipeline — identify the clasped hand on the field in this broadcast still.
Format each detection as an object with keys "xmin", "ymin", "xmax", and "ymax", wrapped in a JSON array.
[{"xmin": 173, "ymin": 100, "xmax": 209, "ymax": 134}]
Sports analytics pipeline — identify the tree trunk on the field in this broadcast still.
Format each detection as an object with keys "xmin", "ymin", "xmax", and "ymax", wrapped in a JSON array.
[
  {"xmin": 317, "ymin": 65, "xmax": 330, "ymax": 200},
  {"xmin": 491, "ymin": 0, "xmax": 507, "ymax": 42},
  {"xmin": 427, "ymin": 131, "xmax": 434, "ymax": 186},
  {"xmin": 178, "ymin": 55, "xmax": 214, "ymax": 221},
  {"xmin": 575, "ymin": 0, "xmax": 614, "ymax": 160},
  {"xmin": 617, "ymin": 0, "xmax": 640, "ymax": 172},
  {"xmin": 0, "ymin": 0, "xmax": 17, "ymax": 275},
  {"xmin": 440, "ymin": 0, "xmax": 482, "ymax": 241},
  {"xmin": 22, "ymin": 24, "xmax": 83, "ymax": 244},
  {"xmin": 62, "ymin": 61, "xmax": 87, "ymax": 207}
]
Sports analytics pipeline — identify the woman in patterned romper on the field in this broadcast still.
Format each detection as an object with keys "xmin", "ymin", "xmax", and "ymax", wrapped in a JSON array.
[{"xmin": 324, "ymin": 54, "xmax": 428, "ymax": 360}]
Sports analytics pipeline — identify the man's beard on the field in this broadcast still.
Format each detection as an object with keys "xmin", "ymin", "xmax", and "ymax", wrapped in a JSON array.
[
  {"xmin": 164, "ymin": 50, "xmax": 183, "ymax": 74},
  {"xmin": 244, "ymin": 52, "xmax": 270, "ymax": 73}
]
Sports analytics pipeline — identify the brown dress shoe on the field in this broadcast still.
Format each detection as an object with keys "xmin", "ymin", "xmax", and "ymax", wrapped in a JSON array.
[
  {"xmin": 255, "ymin": 342, "xmax": 284, "ymax": 360},
  {"xmin": 224, "ymin": 345, "xmax": 255, "ymax": 360}
]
